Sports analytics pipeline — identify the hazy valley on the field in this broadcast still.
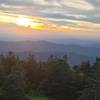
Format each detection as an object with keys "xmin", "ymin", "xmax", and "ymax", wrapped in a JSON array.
[{"xmin": 0, "ymin": 39, "xmax": 100, "ymax": 64}]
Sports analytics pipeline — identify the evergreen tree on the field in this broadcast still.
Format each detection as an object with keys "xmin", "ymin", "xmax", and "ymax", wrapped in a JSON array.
[
  {"xmin": 78, "ymin": 59, "xmax": 100, "ymax": 100},
  {"xmin": 0, "ymin": 70, "xmax": 26, "ymax": 100}
]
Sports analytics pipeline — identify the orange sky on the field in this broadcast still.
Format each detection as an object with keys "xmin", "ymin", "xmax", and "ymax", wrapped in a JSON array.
[
  {"xmin": 0, "ymin": 11, "xmax": 100, "ymax": 41},
  {"xmin": 0, "ymin": 12, "xmax": 100, "ymax": 32},
  {"xmin": 0, "ymin": 0, "xmax": 100, "ymax": 40}
]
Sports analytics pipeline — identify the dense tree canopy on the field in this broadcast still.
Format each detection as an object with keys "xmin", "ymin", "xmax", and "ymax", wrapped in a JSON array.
[{"xmin": 0, "ymin": 52, "xmax": 99, "ymax": 100}]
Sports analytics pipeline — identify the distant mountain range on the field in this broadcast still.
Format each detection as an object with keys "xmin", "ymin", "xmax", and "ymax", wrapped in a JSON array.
[
  {"xmin": 49, "ymin": 38, "xmax": 100, "ymax": 47},
  {"xmin": 0, "ymin": 40, "xmax": 99, "ymax": 64}
]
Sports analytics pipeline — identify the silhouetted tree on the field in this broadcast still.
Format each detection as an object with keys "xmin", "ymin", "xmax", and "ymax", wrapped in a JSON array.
[
  {"xmin": 78, "ymin": 59, "xmax": 100, "ymax": 100},
  {"xmin": 0, "ymin": 70, "xmax": 26, "ymax": 100}
]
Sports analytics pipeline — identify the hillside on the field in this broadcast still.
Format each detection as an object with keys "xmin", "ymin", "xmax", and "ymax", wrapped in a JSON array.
[{"xmin": 0, "ymin": 40, "xmax": 98, "ymax": 64}]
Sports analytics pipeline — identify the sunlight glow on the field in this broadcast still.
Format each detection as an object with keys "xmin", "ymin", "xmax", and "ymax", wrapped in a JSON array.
[
  {"xmin": 16, "ymin": 16, "xmax": 38, "ymax": 28},
  {"xmin": 0, "ymin": 12, "xmax": 100, "ymax": 32}
]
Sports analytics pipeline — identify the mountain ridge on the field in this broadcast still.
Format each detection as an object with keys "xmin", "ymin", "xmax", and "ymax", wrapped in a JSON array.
[{"xmin": 0, "ymin": 40, "xmax": 98, "ymax": 64}]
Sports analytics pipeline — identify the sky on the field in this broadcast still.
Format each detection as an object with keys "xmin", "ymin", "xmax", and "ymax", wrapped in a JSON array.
[{"xmin": 0, "ymin": 0, "xmax": 100, "ymax": 41}]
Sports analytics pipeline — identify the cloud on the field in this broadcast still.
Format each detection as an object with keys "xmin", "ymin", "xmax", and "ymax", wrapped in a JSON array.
[
  {"xmin": 0, "ymin": 0, "xmax": 32, "ymax": 4},
  {"xmin": 0, "ymin": 3, "xmax": 27, "ymax": 9},
  {"xmin": 60, "ymin": 0, "xmax": 94, "ymax": 10},
  {"xmin": 0, "ymin": 0, "xmax": 33, "ymax": 9},
  {"xmin": 87, "ymin": 0, "xmax": 100, "ymax": 8},
  {"xmin": 0, "ymin": 0, "xmax": 100, "ymax": 32},
  {"xmin": 32, "ymin": 0, "xmax": 94, "ymax": 10}
]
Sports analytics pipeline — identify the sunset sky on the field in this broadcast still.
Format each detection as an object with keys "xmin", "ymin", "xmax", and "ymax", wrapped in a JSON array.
[{"xmin": 0, "ymin": 0, "xmax": 100, "ymax": 41}]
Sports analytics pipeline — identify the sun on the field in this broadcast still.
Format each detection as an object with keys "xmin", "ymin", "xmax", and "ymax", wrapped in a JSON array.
[{"xmin": 16, "ymin": 16, "xmax": 37, "ymax": 28}]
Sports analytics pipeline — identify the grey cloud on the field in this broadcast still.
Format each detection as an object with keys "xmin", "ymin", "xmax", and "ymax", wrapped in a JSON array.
[
  {"xmin": 87, "ymin": 0, "xmax": 100, "ymax": 8},
  {"xmin": 0, "ymin": 0, "xmax": 33, "ymax": 6},
  {"xmin": 0, "ymin": 0, "xmax": 100, "ymax": 26}
]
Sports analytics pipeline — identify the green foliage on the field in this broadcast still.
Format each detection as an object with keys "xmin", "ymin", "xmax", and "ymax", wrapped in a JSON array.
[
  {"xmin": 1, "ymin": 71, "xmax": 26, "ymax": 100},
  {"xmin": 27, "ymin": 96, "xmax": 53, "ymax": 100},
  {"xmin": 78, "ymin": 58, "xmax": 100, "ymax": 100},
  {"xmin": 0, "ymin": 52, "xmax": 99, "ymax": 100}
]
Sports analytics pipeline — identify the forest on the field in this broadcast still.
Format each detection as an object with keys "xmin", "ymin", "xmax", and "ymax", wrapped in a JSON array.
[{"xmin": 0, "ymin": 51, "xmax": 100, "ymax": 100}]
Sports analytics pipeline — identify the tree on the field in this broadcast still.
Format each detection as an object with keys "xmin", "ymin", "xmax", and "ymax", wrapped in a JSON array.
[
  {"xmin": 21, "ymin": 54, "xmax": 41, "ymax": 94},
  {"xmin": 78, "ymin": 59, "xmax": 100, "ymax": 100},
  {"xmin": 0, "ymin": 52, "xmax": 19, "ymax": 75},
  {"xmin": 0, "ymin": 70, "xmax": 26, "ymax": 100},
  {"xmin": 39, "ymin": 56, "xmax": 77, "ymax": 100},
  {"xmin": 79, "ymin": 61, "xmax": 91, "ymax": 76}
]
